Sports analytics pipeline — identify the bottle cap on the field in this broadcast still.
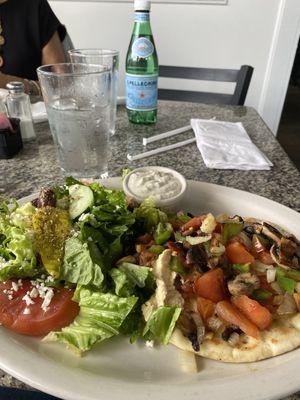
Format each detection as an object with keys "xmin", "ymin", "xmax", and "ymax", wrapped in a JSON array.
[
  {"xmin": 134, "ymin": 0, "xmax": 151, "ymax": 11},
  {"xmin": 6, "ymin": 81, "xmax": 25, "ymax": 94}
]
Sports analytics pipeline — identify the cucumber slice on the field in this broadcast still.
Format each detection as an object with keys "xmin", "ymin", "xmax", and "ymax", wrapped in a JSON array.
[{"xmin": 69, "ymin": 184, "xmax": 94, "ymax": 219}]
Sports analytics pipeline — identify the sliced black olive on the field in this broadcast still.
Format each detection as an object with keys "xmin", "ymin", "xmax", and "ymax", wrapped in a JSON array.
[
  {"xmin": 187, "ymin": 212, "xmax": 194, "ymax": 218},
  {"xmin": 31, "ymin": 198, "xmax": 39, "ymax": 207},
  {"xmin": 186, "ymin": 245, "xmax": 209, "ymax": 273},
  {"xmin": 188, "ymin": 332, "xmax": 200, "ymax": 352},
  {"xmin": 243, "ymin": 225, "xmax": 256, "ymax": 235},
  {"xmin": 37, "ymin": 188, "xmax": 56, "ymax": 208}
]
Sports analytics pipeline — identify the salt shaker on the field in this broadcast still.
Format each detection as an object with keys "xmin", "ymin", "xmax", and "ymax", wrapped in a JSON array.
[{"xmin": 6, "ymin": 81, "xmax": 36, "ymax": 141}]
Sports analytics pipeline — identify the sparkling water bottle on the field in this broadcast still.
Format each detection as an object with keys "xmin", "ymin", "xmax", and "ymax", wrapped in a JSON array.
[{"xmin": 126, "ymin": 0, "xmax": 158, "ymax": 124}]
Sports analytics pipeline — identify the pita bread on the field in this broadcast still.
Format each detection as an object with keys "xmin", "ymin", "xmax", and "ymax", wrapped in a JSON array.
[
  {"xmin": 170, "ymin": 313, "xmax": 300, "ymax": 362},
  {"xmin": 156, "ymin": 217, "xmax": 300, "ymax": 363}
]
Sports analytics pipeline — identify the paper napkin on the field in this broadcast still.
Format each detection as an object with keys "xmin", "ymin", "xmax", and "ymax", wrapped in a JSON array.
[
  {"xmin": 31, "ymin": 101, "xmax": 47, "ymax": 123},
  {"xmin": 191, "ymin": 119, "xmax": 273, "ymax": 170}
]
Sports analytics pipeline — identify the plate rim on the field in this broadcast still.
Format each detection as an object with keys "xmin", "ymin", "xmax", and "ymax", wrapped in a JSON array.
[{"xmin": 1, "ymin": 178, "xmax": 300, "ymax": 400}]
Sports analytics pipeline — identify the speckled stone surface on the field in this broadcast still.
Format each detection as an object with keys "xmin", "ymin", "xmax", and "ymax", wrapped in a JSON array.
[
  {"xmin": 1, "ymin": 101, "xmax": 299, "ymax": 211},
  {"xmin": 0, "ymin": 101, "xmax": 300, "ymax": 399}
]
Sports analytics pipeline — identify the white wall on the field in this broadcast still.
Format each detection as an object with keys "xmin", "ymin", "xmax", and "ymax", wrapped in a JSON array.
[{"xmin": 49, "ymin": 0, "xmax": 290, "ymax": 133}]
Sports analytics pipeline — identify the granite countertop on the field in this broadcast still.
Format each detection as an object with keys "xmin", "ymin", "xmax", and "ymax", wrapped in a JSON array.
[
  {"xmin": 2, "ymin": 102, "xmax": 299, "ymax": 211},
  {"xmin": 0, "ymin": 101, "xmax": 300, "ymax": 399}
]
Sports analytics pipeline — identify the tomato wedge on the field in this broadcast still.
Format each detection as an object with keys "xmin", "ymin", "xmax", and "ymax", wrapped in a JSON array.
[
  {"xmin": 226, "ymin": 242, "xmax": 255, "ymax": 265},
  {"xmin": 232, "ymin": 295, "xmax": 273, "ymax": 330},
  {"xmin": 181, "ymin": 215, "xmax": 205, "ymax": 232},
  {"xmin": 194, "ymin": 268, "xmax": 227, "ymax": 303},
  {"xmin": 0, "ymin": 280, "xmax": 79, "ymax": 336},
  {"xmin": 216, "ymin": 300, "xmax": 260, "ymax": 339},
  {"xmin": 197, "ymin": 297, "xmax": 215, "ymax": 320}
]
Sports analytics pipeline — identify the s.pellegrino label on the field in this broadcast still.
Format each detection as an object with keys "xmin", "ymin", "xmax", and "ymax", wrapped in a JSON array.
[{"xmin": 126, "ymin": 74, "xmax": 158, "ymax": 111}]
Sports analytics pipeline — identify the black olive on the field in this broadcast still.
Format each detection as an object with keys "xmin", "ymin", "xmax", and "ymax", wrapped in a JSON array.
[
  {"xmin": 37, "ymin": 188, "xmax": 56, "ymax": 208},
  {"xmin": 31, "ymin": 198, "xmax": 39, "ymax": 207},
  {"xmin": 187, "ymin": 212, "xmax": 194, "ymax": 218},
  {"xmin": 243, "ymin": 226, "xmax": 256, "ymax": 235},
  {"xmin": 222, "ymin": 327, "xmax": 243, "ymax": 341},
  {"xmin": 188, "ymin": 332, "xmax": 200, "ymax": 352},
  {"xmin": 186, "ymin": 245, "xmax": 209, "ymax": 273}
]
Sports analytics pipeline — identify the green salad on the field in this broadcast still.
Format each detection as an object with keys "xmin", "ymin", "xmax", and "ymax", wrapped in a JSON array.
[{"xmin": 0, "ymin": 177, "xmax": 185, "ymax": 354}]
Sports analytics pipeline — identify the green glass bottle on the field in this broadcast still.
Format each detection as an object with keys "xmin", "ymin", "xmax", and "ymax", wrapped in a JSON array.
[{"xmin": 126, "ymin": 0, "xmax": 158, "ymax": 124}]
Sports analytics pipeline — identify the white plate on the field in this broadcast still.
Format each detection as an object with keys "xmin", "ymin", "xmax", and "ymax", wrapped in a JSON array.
[{"xmin": 1, "ymin": 178, "xmax": 300, "ymax": 400}]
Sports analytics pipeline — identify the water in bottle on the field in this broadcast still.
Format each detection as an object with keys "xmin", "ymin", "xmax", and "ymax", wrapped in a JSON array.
[{"xmin": 126, "ymin": 0, "xmax": 158, "ymax": 124}]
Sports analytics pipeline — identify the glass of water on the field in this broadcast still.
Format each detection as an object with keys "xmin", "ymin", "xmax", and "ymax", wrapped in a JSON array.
[
  {"xmin": 68, "ymin": 49, "xmax": 119, "ymax": 135},
  {"xmin": 37, "ymin": 63, "xmax": 111, "ymax": 179}
]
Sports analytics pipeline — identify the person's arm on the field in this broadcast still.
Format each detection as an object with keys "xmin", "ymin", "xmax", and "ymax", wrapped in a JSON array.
[
  {"xmin": 0, "ymin": 73, "xmax": 39, "ymax": 95},
  {"xmin": 41, "ymin": 31, "xmax": 65, "ymax": 65},
  {"xmin": 0, "ymin": 31, "xmax": 65, "ymax": 95}
]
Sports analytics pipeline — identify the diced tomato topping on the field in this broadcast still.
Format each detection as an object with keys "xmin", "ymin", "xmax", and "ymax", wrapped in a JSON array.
[
  {"xmin": 194, "ymin": 268, "xmax": 227, "ymax": 303},
  {"xmin": 181, "ymin": 215, "xmax": 205, "ymax": 232},
  {"xmin": 0, "ymin": 280, "xmax": 79, "ymax": 336},
  {"xmin": 197, "ymin": 297, "xmax": 215, "ymax": 320},
  {"xmin": 226, "ymin": 242, "xmax": 255, "ymax": 265},
  {"xmin": 216, "ymin": 300, "xmax": 260, "ymax": 339},
  {"xmin": 232, "ymin": 295, "xmax": 273, "ymax": 330},
  {"xmin": 214, "ymin": 222, "xmax": 222, "ymax": 234}
]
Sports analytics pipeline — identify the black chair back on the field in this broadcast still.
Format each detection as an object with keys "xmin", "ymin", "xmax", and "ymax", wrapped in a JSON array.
[{"xmin": 158, "ymin": 65, "xmax": 254, "ymax": 106}]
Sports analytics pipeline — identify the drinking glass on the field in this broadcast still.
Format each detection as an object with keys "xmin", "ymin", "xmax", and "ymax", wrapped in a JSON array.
[
  {"xmin": 37, "ymin": 63, "xmax": 111, "ymax": 179},
  {"xmin": 69, "ymin": 49, "xmax": 119, "ymax": 135}
]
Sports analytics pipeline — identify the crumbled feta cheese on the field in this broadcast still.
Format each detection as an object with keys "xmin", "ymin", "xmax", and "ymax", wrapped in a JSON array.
[
  {"xmin": 23, "ymin": 307, "xmax": 31, "ymax": 315},
  {"xmin": 22, "ymin": 294, "xmax": 35, "ymax": 306},
  {"xmin": 145, "ymin": 340, "xmax": 154, "ymax": 348},
  {"xmin": 29, "ymin": 287, "xmax": 39, "ymax": 298},
  {"xmin": 11, "ymin": 282, "xmax": 19, "ymax": 292},
  {"xmin": 8, "ymin": 294, "xmax": 13, "ymax": 300},
  {"xmin": 41, "ymin": 289, "xmax": 54, "ymax": 312}
]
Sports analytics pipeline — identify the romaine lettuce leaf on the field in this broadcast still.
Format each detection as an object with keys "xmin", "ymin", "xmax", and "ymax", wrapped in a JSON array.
[
  {"xmin": 61, "ymin": 236, "xmax": 104, "ymax": 288},
  {"xmin": 76, "ymin": 182, "xmax": 136, "ymax": 272},
  {"xmin": 110, "ymin": 262, "xmax": 154, "ymax": 297},
  {"xmin": 143, "ymin": 306, "xmax": 181, "ymax": 345},
  {"xmin": 45, "ymin": 287, "xmax": 137, "ymax": 354},
  {"xmin": 0, "ymin": 218, "xmax": 37, "ymax": 280},
  {"xmin": 10, "ymin": 202, "xmax": 35, "ymax": 229},
  {"xmin": 134, "ymin": 198, "xmax": 167, "ymax": 233}
]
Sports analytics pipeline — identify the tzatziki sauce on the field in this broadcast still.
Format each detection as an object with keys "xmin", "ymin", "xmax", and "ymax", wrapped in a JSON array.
[{"xmin": 127, "ymin": 169, "xmax": 182, "ymax": 201}]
